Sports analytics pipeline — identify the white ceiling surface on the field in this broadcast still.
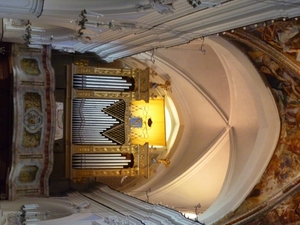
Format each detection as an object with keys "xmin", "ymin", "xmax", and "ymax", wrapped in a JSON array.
[
  {"xmin": 127, "ymin": 37, "xmax": 280, "ymax": 224},
  {"xmin": 3, "ymin": 0, "xmax": 300, "ymax": 62}
]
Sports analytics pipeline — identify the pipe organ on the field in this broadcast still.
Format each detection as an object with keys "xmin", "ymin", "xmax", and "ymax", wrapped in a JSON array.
[
  {"xmin": 72, "ymin": 98, "xmax": 125, "ymax": 145},
  {"xmin": 72, "ymin": 153, "xmax": 134, "ymax": 169},
  {"xmin": 73, "ymin": 74, "xmax": 134, "ymax": 92},
  {"xmin": 67, "ymin": 65, "xmax": 153, "ymax": 181}
]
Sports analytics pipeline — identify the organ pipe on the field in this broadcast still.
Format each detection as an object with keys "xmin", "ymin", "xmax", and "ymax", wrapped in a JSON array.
[
  {"xmin": 72, "ymin": 97, "xmax": 124, "ymax": 144},
  {"xmin": 72, "ymin": 76, "xmax": 127, "ymax": 145},
  {"xmin": 73, "ymin": 74, "xmax": 133, "ymax": 91},
  {"xmin": 72, "ymin": 153, "xmax": 133, "ymax": 169}
]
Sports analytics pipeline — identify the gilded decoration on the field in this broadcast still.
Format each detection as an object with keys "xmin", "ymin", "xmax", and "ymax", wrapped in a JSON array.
[
  {"xmin": 24, "ymin": 92, "xmax": 42, "ymax": 111},
  {"xmin": 71, "ymin": 145, "xmax": 147, "ymax": 178},
  {"xmin": 74, "ymin": 89, "xmax": 132, "ymax": 100},
  {"xmin": 74, "ymin": 59, "xmax": 89, "ymax": 67},
  {"xmin": 73, "ymin": 65, "xmax": 136, "ymax": 77},
  {"xmin": 22, "ymin": 92, "xmax": 43, "ymax": 148},
  {"xmin": 24, "ymin": 108, "xmax": 43, "ymax": 133},
  {"xmin": 22, "ymin": 128, "xmax": 41, "ymax": 148},
  {"xmin": 157, "ymin": 158, "xmax": 170, "ymax": 168},
  {"xmin": 132, "ymin": 68, "xmax": 150, "ymax": 102},
  {"xmin": 72, "ymin": 145, "xmax": 132, "ymax": 154},
  {"xmin": 217, "ymin": 19, "xmax": 300, "ymax": 224},
  {"xmin": 70, "ymin": 64, "xmax": 151, "ymax": 180},
  {"xmin": 18, "ymin": 165, "xmax": 39, "ymax": 183},
  {"xmin": 73, "ymin": 168, "xmax": 136, "ymax": 178},
  {"xmin": 21, "ymin": 58, "xmax": 41, "ymax": 75}
]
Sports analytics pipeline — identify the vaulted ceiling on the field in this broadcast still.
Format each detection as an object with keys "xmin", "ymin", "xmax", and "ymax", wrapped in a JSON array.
[
  {"xmin": 1, "ymin": 0, "xmax": 300, "ymax": 224},
  {"xmin": 120, "ymin": 37, "xmax": 280, "ymax": 224}
]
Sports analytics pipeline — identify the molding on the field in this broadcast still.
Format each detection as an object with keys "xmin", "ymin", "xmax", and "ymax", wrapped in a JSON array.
[{"xmin": 31, "ymin": 0, "xmax": 45, "ymax": 17}]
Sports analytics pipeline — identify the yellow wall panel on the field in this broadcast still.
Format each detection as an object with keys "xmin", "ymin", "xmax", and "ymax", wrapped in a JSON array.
[{"xmin": 130, "ymin": 99, "xmax": 166, "ymax": 146}]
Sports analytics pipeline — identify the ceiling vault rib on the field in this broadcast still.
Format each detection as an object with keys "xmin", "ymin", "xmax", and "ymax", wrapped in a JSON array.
[
  {"xmin": 149, "ymin": 127, "xmax": 230, "ymax": 199},
  {"xmin": 143, "ymin": 51, "xmax": 229, "ymax": 123}
]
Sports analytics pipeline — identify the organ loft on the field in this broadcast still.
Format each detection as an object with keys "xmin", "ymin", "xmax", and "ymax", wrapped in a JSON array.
[
  {"xmin": 6, "ymin": 43, "xmax": 170, "ymax": 201},
  {"xmin": 67, "ymin": 64, "xmax": 167, "ymax": 184}
]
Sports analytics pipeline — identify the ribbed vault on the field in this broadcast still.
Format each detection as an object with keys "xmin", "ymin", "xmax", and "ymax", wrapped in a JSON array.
[{"xmin": 120, "ymin": 37, "xmax": 280, "ymax": 224}]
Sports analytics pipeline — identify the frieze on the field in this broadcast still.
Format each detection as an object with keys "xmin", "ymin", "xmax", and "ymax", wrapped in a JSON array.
[
  {"xmin": 74, "ymin": 65, "xmax": 137, "ymax": 77},
  {"xmin": 16, "ymin": 189, "xmax": 39, "ymax": 194},
  {"xmin": 72, "ymin": 145, "xmax": 133, "ymax": 154},
  {"xmin": 93, "ymin": 68, "xmax": 132, "ymax": 76},
  {"xmin": 75, "ymin": 67, "xmax": 94, "ymax": 74},
  {"xmin": 73, "ymin": 168, "xmax": 138, "ymax": 177},
  {"xmin": 19, "ymin": 154, "xmax": 43, "ymax": 159},
  {"xmin": 18, "ymin": 47, "xmax": 42, "ymax": 53},
  {"xmin": 21, "ymin": 81, "xmax": 44, "ymax": 86},
  {"xmin": 75, "ymin": 90, "xmax": 132, "ymax": 99},
  {"xmin": 74, "ymin": 89, "xmax": 94, "ymax": 98},
  {"xmin": 94, "ymin": 91, "xmax": 132, "ymax": 99}
]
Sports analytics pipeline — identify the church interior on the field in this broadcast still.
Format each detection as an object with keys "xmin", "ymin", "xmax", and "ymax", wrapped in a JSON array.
[{"xmin": 1, "ymin": 0, "xmax": 300, "ymax": 224}]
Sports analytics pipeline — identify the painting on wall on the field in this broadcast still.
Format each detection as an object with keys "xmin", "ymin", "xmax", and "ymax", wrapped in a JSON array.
[
  {"xmin": 247, "ymin": 191, "xmax": 300, "ymax": 225},
  {"xmin": 217, "ymin": 18, "xmax": 300, "ymax": 224},
  {"xmin": 252, "ymin": 20, "xmax": 300, "ymax": 63}
]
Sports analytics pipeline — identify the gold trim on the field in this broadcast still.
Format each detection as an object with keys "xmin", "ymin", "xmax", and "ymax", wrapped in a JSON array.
[
  {"xmin": 71, "ymin": 145, "xmax": 132, "ymax": 154},
  {"xmin": 71, "ymin": 143, "xmax": 150, "ymax": 178},
  {"xmin": 74, "ymin": 89, "xmax": 133, "ymax": 100},
  {"xmin": 73, "ymin": 65, "xmax": 137, "ymax": 77}
]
